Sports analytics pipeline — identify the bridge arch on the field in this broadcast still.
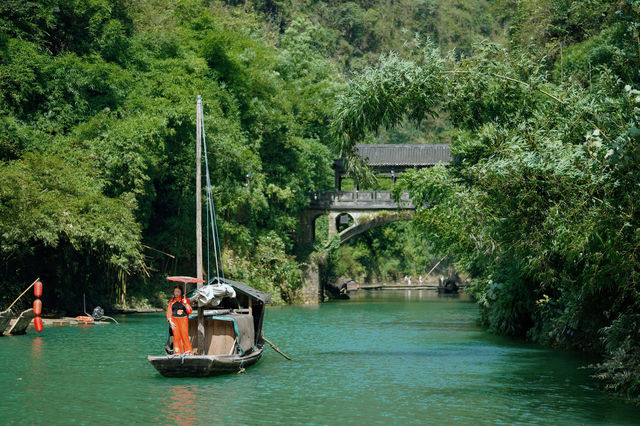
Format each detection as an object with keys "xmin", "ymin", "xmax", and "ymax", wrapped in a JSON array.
[
  {"xmin": 298, "ymin": 190, "xmax": 415, "ymax": 247},
  {"xmin": 335, "ymin": 210, "xmax": 414, "ymax": 245},
  {"xmin": 297, "ymin": 190, "xmax": 417, "ymax": 304},
  {"xmin": 335, "ymin": 212, "xmax": 356, "ymax": 234}
]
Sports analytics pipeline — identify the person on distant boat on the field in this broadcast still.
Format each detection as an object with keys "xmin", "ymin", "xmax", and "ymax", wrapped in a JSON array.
[{"xmin": 167, "ymin": 286, "xmax": 193, "ymax": 355}]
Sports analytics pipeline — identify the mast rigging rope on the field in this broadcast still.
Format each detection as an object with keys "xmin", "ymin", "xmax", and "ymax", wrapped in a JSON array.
[{"xmin": 199, "ymin": 100, "xmax": 225, "ymax": 283}]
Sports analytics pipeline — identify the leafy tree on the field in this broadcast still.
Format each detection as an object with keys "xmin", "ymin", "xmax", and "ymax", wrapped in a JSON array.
[
  {"xmin": 0, "ymin": 0, "xmax": 343, "ymax": 308},
  {"xmin": 0, "ymin": 153, "xmax": 142, "ymax": 311}
]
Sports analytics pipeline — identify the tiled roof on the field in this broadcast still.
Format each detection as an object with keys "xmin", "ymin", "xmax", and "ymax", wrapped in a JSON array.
[{"xmin": 355, "ymin": 144, "xmax": 451, "ymax": 166}]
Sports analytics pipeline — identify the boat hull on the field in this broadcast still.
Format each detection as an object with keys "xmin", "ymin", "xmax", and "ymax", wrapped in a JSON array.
[{"xmin": 147, "ymin": 347, "xmax": 264, "ymax": 377}]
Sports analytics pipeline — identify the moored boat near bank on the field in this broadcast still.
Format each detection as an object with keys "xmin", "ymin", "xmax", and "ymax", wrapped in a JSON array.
[
  {"xmin": 6, "ymin": 308, "xmax": 34, "ymax": 335},
  {"xmin": 0, "ymin": 309, "xmax": 12, "ymax": 336}
]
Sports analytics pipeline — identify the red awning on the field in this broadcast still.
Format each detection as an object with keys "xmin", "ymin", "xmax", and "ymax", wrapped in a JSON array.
[{"xmin": 166, "ymin": 276, "xmax": 205, "ymax": 284}]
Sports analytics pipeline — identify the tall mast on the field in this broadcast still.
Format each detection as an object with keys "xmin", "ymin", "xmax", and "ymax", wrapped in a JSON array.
[{"xmin": 195, "ymin": 95, "xmax": 205, "ymax": 355}]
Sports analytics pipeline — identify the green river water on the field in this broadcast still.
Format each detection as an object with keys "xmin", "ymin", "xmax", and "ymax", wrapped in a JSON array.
[{"xmin": 1, "ymin": 290, "xmax": 639, "ymax": 425}]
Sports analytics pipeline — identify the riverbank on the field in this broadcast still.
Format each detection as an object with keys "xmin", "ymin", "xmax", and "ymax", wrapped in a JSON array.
[
  {"xmin": 358, "ymin": 282, "xmax": 468, "ymax": 291},
  {"xmin": 2, "ymin": 309, "xmax": 164, "ymax": 334},
  {"xmin": 28, "ymin": 317, "xmax": 111, "ymax": 327}
]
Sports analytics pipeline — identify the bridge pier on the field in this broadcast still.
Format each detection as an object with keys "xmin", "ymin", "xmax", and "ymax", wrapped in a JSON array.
[
  {"xmin": 300, "ymin": 253, "xmax": 327, "ymax": 304},
  {"xmin": 327, "ymin": 212, "xmax": 339, "ymax": 240}
]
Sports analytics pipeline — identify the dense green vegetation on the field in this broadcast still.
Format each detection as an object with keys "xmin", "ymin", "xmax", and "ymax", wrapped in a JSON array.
[
  {"xmin": 238, "ymin": 0, "xmax": 511, "ymax": 69},
  {"xmin": 334, "ymin": 0, "xmax": 640, "ymax": 402},
  {"xmin": 0, "ymin": 0, "xmax": 344, "ymax": 310},
  {"xmin": 312, "ymin": 215, "xmax": 437, "ymax": 284},
  {"xmin": 1, "ymin": 0, "xmax": 505, "ymax": 310},
  {"xmin": 327, "ymin": 221, "xmax": 435, "ymax": 284}
]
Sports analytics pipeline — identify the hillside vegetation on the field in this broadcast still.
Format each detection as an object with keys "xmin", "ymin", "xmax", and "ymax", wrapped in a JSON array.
[
  {"xmin": 0, "ymin": 0, "xmax": 344, "ymax": 309},
  {"xmin": 1, "ymin": 0, "xmax": 508, "ymax": 309}
]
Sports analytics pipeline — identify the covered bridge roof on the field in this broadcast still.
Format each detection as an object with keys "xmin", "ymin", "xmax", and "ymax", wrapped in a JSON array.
[{"xmin": 355, "ymin": 144, "xmax": 451, "ymax": 167}]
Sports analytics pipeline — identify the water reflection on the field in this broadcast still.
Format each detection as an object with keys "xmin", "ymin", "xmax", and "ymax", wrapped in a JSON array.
[
  {"xmin": 160, "ymin": 385, "xmax": 197, "ymax": 426},
  {"xmin": 349, "ymin": 289, "xmax": 469, "ymax": 302},
  {"xmin": 26, "ymin": 337, "xmax": 44, "ymax": 393},
  {"xmin": 31, "ymin": 336, "xmax": 43, "ymax": 357}
]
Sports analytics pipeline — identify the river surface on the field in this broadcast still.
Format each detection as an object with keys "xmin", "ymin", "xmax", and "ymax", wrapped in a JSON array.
[{"xmin": 1, "ymin": 290, "xmax": 639, "ymax": 425}]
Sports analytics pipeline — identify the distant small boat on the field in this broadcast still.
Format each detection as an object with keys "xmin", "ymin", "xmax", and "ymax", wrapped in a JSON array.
[{"xmin": 437, "ymin": 277, "xmax": 459, "ymax": 294}]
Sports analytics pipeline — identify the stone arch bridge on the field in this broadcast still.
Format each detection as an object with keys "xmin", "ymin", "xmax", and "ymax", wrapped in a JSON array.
[
  {"xmin": 300, "ymin": 190, "xmax": 415, "ymax": 248},
  {"xmin": 297, "ymin": 144, "xmax": 451, "ymax": 304}
]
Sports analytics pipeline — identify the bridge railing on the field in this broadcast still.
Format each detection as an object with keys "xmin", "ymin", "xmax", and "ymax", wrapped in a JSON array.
[{"xmin": 308, "ymin": 190, "xmax": 414, "ymax": 209}]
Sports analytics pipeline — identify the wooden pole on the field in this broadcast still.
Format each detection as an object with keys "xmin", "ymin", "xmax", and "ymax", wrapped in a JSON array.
[
  {"xmin": 196, "ymin": 96, "xmax": 205, "ymax": 355},
  {"xmin": 426, "ymin": 255, "xmax": 447, "ymax": 278},
  {"xmin": 263, "ymin": 336, "xmax": 292, "ymax": 361},
  {"xmin": 6, "ymin": 278, "xmax": 39, "ymax": 312}
]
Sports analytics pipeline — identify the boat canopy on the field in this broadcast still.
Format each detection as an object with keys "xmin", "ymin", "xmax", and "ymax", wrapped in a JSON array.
[
  {"xmin": 167, "ymin": 276, "xmax": 206, "ymax": 284},
  {"xmin": 190, "ymin": 283, "xmax": 236, "ymax": 307},
  {"xmin": 208, "ymin": 277, "xmax": 271, "ymax": 304}
]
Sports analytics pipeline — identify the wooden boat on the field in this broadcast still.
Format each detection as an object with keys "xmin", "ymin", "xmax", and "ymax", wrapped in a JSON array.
[
  {"xmin": 0, "ymin": 308, "xmax": 12, "ymax": 336},
  {"xmin": 437, "ymin": 277, "xmax": 459, "ymax": 294},
  {"xmin": 148, "ymin": 97, "xmax": 271, "ymax": 377},
  {"xmin": 148, "ymin": 278, "xmax": 270, "ymax": 377},
  {"xmin": 7, "ymin": 308, "xmax": 35, "ymax": 335}
]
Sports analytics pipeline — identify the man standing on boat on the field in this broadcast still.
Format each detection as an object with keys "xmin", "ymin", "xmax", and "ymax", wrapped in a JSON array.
[{"xmin": 167, "ymin": 286, "xmax": 193, "ymax": 355}]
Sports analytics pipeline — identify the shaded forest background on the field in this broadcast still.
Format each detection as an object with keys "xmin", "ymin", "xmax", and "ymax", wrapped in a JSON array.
[{"xmin": 1, "ymin": 0, "xmax": 639, "ymax": 401}]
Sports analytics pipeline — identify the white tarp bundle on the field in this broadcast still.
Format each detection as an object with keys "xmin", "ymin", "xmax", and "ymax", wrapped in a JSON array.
[{"xmin": 190, "ymin": 283, "xmax": 236, "ymax": 307}]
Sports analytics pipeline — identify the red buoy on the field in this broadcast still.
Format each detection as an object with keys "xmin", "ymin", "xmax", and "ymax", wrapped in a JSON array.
[
  {"xmin": 34, "ymin": 316, "xmax": 43, "ymax": 332},
  {"xmin": 34, "ymin": 281, "xmax": 43, "ymax": 298},
  {"xmin": 33, "ymin": 298, "xmax": 42, "ymax": 316}
]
